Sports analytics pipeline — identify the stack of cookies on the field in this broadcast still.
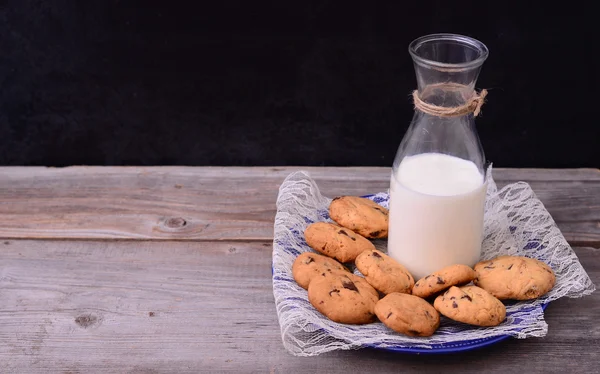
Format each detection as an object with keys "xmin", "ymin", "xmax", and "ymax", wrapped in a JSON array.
[{"xmin": 292, "ymin": 195, "xmax": 556, "ymax": 337}]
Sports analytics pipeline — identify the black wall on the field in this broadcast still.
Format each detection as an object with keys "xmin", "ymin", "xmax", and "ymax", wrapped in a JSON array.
[{"xmin": 0, "ymin": 1, "xmax": 598, "ymax": 167}]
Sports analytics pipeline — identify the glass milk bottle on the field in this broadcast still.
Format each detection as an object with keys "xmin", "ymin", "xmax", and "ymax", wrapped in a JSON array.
[{"xmin": 388, "ymin": 34, "xmax": 489, "ymax": 280}]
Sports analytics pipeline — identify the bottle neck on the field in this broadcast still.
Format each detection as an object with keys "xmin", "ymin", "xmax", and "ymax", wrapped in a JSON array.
[{"xmin": 414, "ymin": 64, "xmax": 482, "ymax": 107}]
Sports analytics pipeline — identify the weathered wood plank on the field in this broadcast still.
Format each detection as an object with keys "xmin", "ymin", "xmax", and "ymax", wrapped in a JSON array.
[
  {"xmin": 0, "ymin": 167, "xmax": 598, "ymax": 246},
  {"xmin": 0, "ymin": 240, "xmax": 597, "ymax": 373}
]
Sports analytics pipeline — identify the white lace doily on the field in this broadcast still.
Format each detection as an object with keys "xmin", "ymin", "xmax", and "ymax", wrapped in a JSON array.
[{"xmin": 272, "ymin": 169, "xmax": 595, "ymax": 357}]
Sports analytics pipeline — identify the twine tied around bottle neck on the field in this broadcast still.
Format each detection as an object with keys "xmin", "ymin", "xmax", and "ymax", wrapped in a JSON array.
[{"xmin": 412, "ymin": 83, "xmax": 488, "ymax": 118}]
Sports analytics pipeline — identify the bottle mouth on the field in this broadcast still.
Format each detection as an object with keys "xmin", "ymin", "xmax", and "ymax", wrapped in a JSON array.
[{"xmin": 409, "ymin": 34, "xmax": 489, "ymax": 70}]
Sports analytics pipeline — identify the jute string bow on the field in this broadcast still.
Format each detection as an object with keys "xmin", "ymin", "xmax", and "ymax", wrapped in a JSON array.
[{"xmin": 412, "ymin": 82, "xmax": 488, "ymax": 117}]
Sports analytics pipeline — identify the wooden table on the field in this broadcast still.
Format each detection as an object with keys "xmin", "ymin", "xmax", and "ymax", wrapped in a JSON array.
[{"xmin": 1, "ymin": 167, "xmax": 598, "ymax": 373}]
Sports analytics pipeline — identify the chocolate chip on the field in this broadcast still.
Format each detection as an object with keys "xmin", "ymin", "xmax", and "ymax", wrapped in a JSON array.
[
  {"xmin": 507, "ymin": 264, "xmax": 513, "ymax": 270},
  {"xmin": 321, "ymin": 244, "xmax": 327, "ymax": 251},
  {"xmin": 332, "ymin": 197, "xmax": 342, "ymax": 201},
  {"xmin": 387, "ymin": 312, "xmax": 393, "ymax": 319},
  {"xmin": 450, "ymin": 296, "xmax": 456, "ymax": 300},
  {"xmin": 484, "ymin": 265, "xmax": 496, "ymax": 269},
  {"xmin": 337, "ymin": 229, "xmax": 356, "ymax": 241},
  {"xmin": 425, "ymin": 275, "xmax": 432, "ymax": 279},
  {"xmin": 342, "ymin": 280, "xmax": 359, "ymax": 292},
  {"xmin": 369, "ymin": 231, "xmax": 381, "ymax": 237},
  {"xmin": 305, "ymin": 256, "xmax": 315, "ymax": 264},
  {"xmin": 452, "ymin": 301, "xmax": 458, "ymax": 308},
  {"xmin": 372, "ymin": 252, "xmax": 382, "ymax": 258},
  {"xmin": 461, "ymin": 295, "xmax": 473, "ymax": 302},
  {"xmin": 327, "ymin": 268, "xmax": 332, "ymax": 272},
  {"xmin": 329, "ymin": 288, "xmax": 340, "ymax": 296},
  {"xmin": 436, "ymin": 277, "xmax": 445, "ymax": 285},
  {"xmin": 319, "ymin": 301, "xmax": 324, "ymax": 304},
  {"xmin": 424, "ymin": 310, "xmax": 431, "ymax": 318},
  {"xmin": 321, "ymin": 273, "xmax": 326, "ymax": 276}
]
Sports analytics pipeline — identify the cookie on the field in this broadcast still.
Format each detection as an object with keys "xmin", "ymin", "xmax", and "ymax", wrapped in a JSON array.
[
  {"xmin": 329, "ymin": 196, "xmax": 389, "ymax": 239},
  {"xmin": 474, "ymin": 256, "xmax": 556, "ymax": 300},
  {"xmin": 375, "ymin": 293, "xmax": 440, "ymax": 337},
  {"xmin": 355, "ymin": 249, "xmax": 414, "ymax": 295},
  {"xmin": 412, "ymin": 264, "xmax": 477, "ymax": 299},
  {"xmin": 433, "ymin": 285, "xmax": 506, "ymax": 327},
  {"xmin": 304, "ymin": 222, "xmax": 376, "ymax": 263},
  {"xmin": 292, "ymin": 252, "xmax": 350, "ymax": 290},
  {"xmin": 308, "ymin": 273, "xmax": 379, "ymax": 324}
]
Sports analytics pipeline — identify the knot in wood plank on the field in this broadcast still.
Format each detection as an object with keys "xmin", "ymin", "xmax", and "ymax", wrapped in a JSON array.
[
  {"xmin": 154, "ymin": 217, "xmax": 211, "ymax": 237},
  {"xmin": 164, "ymin": 217, "xmax": 187, "ymax": 229},
  {"xmin": 75, "ymin": 313, "xmax": 101, "ymax": 328}
]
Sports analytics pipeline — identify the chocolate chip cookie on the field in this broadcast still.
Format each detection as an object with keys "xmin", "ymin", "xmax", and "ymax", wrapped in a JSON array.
[
  {"xmin": 375, "ymin": 293, "xmax": 440, "ymax": 337},
  {"xmin": 355, "ymin": 249, "xmax": 414, "ymax": 295},
  {"xmin": 412, "ymin": 264, "xmax": 477, "ymax": 299},
  {"xmin": 308, "ymin": 273, "xmax": 379, "ymax": 324},
  {"xmin": 304, "ymin": 222, "xmax": 376, "ymax": 263},
  {"xmin": 329, "ymin": 196, "xmax": 389, "ymax": 239},
  {"xmin": 474, "ymin": 256, "xmax": 556, "ymax": 300},
  {"xmin": 292, "ymin": 252, "xmax": 350, "ymax": 290},
  {"xmin": 433, "ymin": 285, "xmax": 506, "ymax": 327}
]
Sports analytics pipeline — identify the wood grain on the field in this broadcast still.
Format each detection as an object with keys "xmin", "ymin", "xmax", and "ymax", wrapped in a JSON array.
[
  {"xmin": 0, "ymin": 240, "xmax": 598, "ymax": 373},
  {"xmin": 0, "ymin": 167, "xmax": 598, "ymax": 246}
]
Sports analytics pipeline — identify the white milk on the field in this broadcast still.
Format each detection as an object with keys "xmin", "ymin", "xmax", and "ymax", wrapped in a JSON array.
[{"xmin": 388, "ymin": 153, "xmax": 486, "ymax": 280}]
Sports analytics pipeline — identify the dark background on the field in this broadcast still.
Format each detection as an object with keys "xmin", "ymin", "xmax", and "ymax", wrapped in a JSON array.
[{"xmin": 0, "ymin": 0, "xmax": 598, "ymax": 167}]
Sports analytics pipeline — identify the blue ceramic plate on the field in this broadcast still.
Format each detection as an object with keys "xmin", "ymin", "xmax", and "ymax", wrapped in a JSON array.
[{"xmin": 274, "ymin": 193, "xmax": 551, "ymax": 354}]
